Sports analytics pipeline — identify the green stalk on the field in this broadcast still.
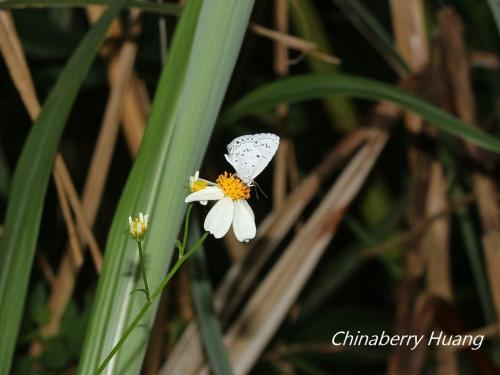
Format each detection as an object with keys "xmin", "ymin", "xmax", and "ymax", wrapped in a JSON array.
[
  {"xmin": 136, "ymin": 241, "xmax": 151, "ymax": 302},
  {"xmin": 96, "ymin": 232, "xmax": 208, "ymax": 374},
  {"xmin": 181, "ymin": 204, "xmax": 193, "ymax": 256}
]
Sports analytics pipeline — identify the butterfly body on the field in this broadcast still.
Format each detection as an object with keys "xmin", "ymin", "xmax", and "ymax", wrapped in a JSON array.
[{"xmin": 224, "ymin": 133, "xmax": 280, "ymax": 186}]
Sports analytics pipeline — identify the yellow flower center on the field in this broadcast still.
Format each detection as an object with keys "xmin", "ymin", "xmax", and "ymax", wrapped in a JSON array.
[
  {"xmin": 191, "ymin": 180, "xmax": 207, "ymax": 192},
  {"xmin": 217, "ymin": 172, "xmax": 250, "ymax": 200}
]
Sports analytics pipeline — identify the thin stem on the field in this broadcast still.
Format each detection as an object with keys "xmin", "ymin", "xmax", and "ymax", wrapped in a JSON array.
[
  {"xmin": 153, "ymin": 231, "xmax": 208, "ymax": 300},
  {"xmin": 180, "ymin": 204, "xmax": 193, "ymax": 256},
  {"xmin": 95, "ymin": 299, "xmax": 152, "ymax": 374},
  {"xmin": 95, "ymin": 231, "xmax": 209, "ymax": 374},
  {"xmin": 137, "ymin": 241, "xmax": 151, "ymax": 302}
]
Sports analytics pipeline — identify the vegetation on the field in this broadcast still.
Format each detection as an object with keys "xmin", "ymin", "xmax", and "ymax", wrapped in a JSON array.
[{"xmin": 0, "ymin": 0, "xmax": 499, "ymax": 374}]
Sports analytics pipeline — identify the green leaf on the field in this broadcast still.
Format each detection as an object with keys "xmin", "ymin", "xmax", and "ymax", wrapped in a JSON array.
[
  {"xmin": 129, "ymin": 289, "xmax": 147, "ymax": 297},
  {"xmin": 290, "ymin": 0, "xmax": 357, "ymax": 132},
  {"xmin": 486, "ymin": 0, "xmax": 500, "ymax": 36},
  {"xmin": 78, "ymin": 0, "xmax": 256, "ymax": 373},
  {"xmin": 0, "ymin": 141, "xmax": 10, "ymax": 198},
  {"xmin": 190, "ymin": 224, "xmax": 233, "ymax": 375},
  {"xmin": 334, "ymin": 0, "xmax": 410, "ymax": 76},
  {"xmin": 220, "ymin": 73, "xmax": 500, "ymax": 154},
  {"xmin": 0, "ymin": 1, "xmax": 127, "ymax": 372}
]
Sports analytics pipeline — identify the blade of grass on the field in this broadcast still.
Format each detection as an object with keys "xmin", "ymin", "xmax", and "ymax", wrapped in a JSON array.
[
  {"xmin": 78, "ymin": 1, "xmax": 256, "ymax": 373},
  {"xmin": 0, "ymin": 142, "xmax": 10, "ymax": 198},
  {"xmin": 486, "ymin": 0, "xmax": 500, "ymax": 36},
  {"xmin": 190, "ymin": 225, "xmax": 233, "ymax": 375},
  {"xmin": 0, "ymin": 1, "xmax": 127, "ymax": 372},
  {"xmin": 334, "ymin": 0, "xmax": 410, "ymax": 76},
  {"xmin": 0, "ymin": 7, "xmax": 106, "ymax": 354},
  {"xmin": 220, "ymin": 73, "xmax": 500, "ymax": 154},
  {"xmin": 290, "ymin": 0, "xmax": 356, "ymax": 132}
]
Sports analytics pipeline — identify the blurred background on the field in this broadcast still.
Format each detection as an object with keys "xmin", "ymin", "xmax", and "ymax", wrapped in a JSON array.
[{"xmin": 1, "ymin": 0, "xmax": 500, "ymax": 374}]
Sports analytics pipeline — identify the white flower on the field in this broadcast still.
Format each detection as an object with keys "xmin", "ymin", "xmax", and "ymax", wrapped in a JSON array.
[
  {"xmin": 128, "ymin": 212, "xmax": 149, "ymax": 241},
  {"xmin": 188, "ymin": 171, "xmax": 215, "ymax": 205},
  {"xmin": 185, "ymin": 172, "xmax": 256, "ymax": 242}
]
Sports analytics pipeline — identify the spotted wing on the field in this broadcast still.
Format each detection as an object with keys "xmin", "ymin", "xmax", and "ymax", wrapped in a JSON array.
[{"xmin": 225, "ymin": 133, "xmax": 280, "ymax": 184}]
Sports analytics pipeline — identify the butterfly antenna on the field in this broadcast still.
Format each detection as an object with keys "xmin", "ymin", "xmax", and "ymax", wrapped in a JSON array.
[{"xmin": 253, "ymin": 181, "xmax": 267, "ymax": 199}]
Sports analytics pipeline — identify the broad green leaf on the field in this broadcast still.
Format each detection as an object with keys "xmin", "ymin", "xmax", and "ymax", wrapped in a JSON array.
[
  {"xmin": 190, "ymin": 230, "xmax": 232, "ymax": 375},
  {"xmin": 0, "ymin": 1, "xmax": 127, "ymax": 373},
  {"xmin": 221, "ymin": 74, "xmax": 500, "ymax": 154},
  {"xmin": 78, "ymin": 0, "xmax": 255, "ymax": 373}
]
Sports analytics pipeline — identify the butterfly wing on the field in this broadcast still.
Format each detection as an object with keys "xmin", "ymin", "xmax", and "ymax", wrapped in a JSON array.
[{"xmin": 225, "ymin": 133, "xmax": 280, "ymax": 184}]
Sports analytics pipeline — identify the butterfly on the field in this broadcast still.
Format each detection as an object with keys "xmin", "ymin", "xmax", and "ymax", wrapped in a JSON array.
[{"xmin": 224, "ymin": 133, "xmax": 280, "ymax": 186}]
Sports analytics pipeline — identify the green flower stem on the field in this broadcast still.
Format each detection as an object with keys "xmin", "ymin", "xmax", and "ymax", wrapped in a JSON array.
[
  {"xmin": 137, "ymin": 241, "xmax": 151, "ymax": 302},
  {"xmin": 181, "ymin": 204, "xmax": 193, "ymax": 256},
  {"xmin": 153, "ymin": 232, "xmax": 208, "ymax": 300},
  {"xmin": 95, "ymin": 230, "xmax": 209, "ymax": 374}
]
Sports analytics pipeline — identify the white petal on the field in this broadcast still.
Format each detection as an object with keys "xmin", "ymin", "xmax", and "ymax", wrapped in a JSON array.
[
  {"xmin": 204, "ymin": 197, "xmax": 233, "ymax": 238},
  {"xmin": 241, "ymin": 200, "xmax": 255, "ymax": 221},
  {"xmin": 200, "ymin": 200, "xmax": 208, "ymax": 205},
  {"xmin": 201, "ymin": 178, "xmax": 217, "ymax": 186},
  {"xmin": 232, "ymin": 200, "xmax": 256, "ymax": 242},
  {"xmin": 185, "ymin": 186, "xmax": 224, "ymax": 203}
]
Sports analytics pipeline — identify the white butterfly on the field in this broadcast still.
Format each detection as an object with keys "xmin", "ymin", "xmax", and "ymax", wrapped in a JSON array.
[{"xmin": 224, "ymin": 133, "xmax": 280, "ymax": 186}]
